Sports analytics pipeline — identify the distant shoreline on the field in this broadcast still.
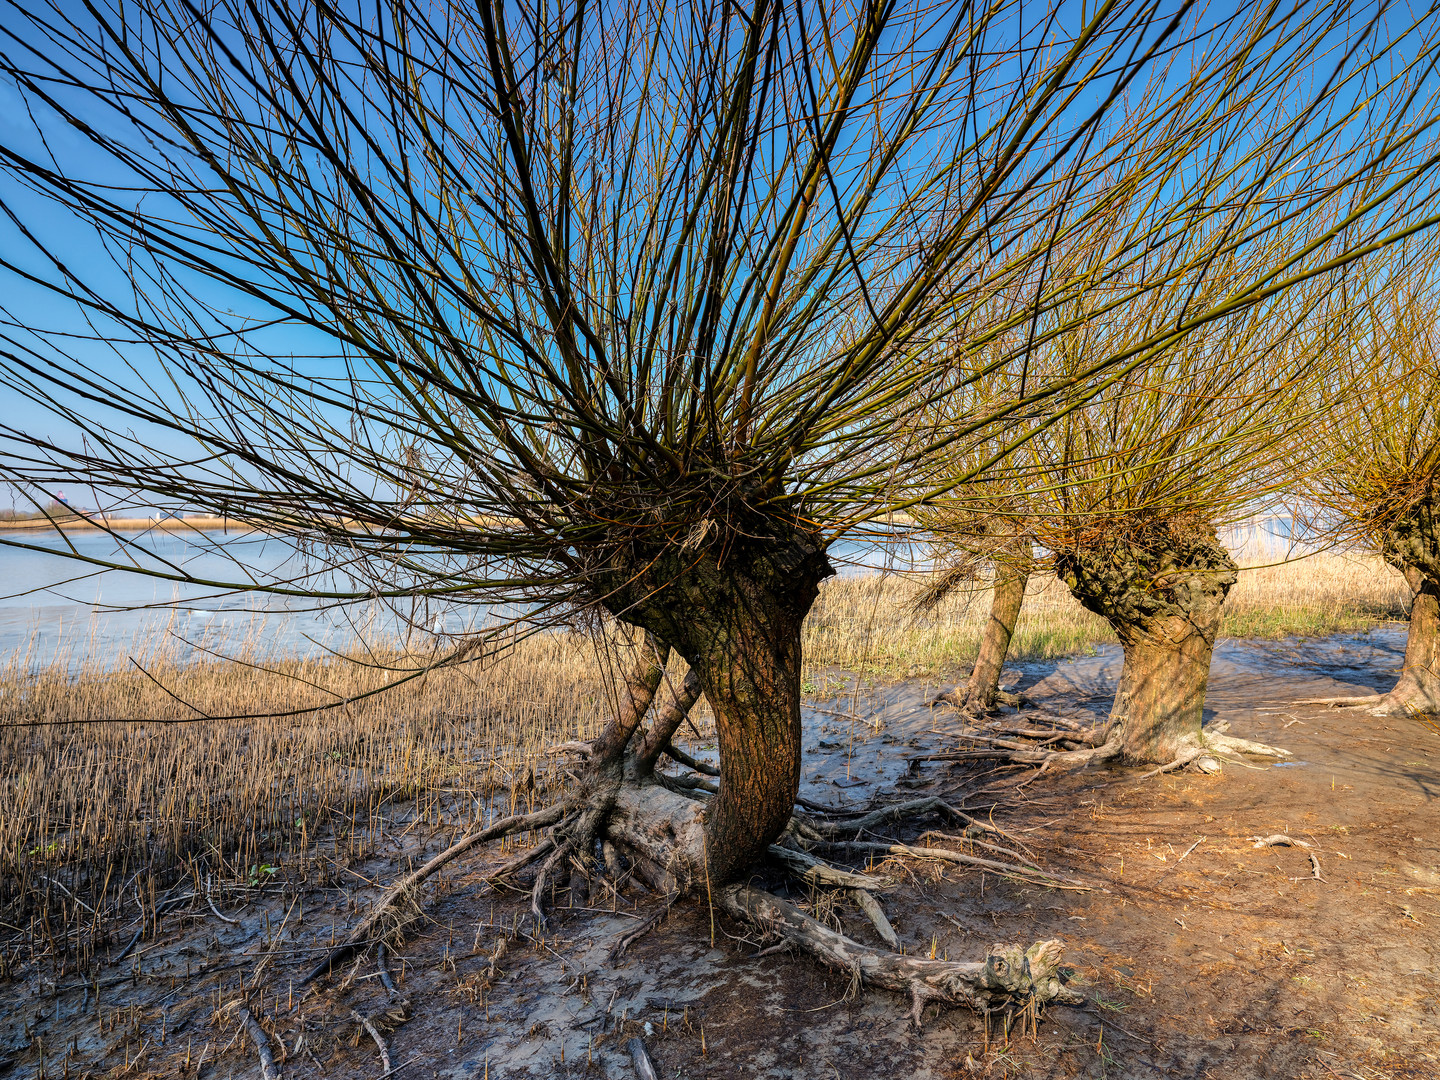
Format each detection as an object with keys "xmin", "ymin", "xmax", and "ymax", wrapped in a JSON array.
[{"xmin": 0, "ymin": 515, "xmax": 242, "ymax": 533}]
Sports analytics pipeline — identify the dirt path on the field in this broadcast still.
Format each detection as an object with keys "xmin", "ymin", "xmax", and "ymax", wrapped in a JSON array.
[{"xmin": 2, "ymin": 631, "xmax": 1436, "ymax": 1079}]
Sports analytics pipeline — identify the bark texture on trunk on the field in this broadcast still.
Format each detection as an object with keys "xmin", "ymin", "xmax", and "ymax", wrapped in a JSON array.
[
  {"xmin": 960, "ymin": 564, "xmax": 1028, "ymax": 713},
  {"xmin": 1056, "ymin": 524, "xmax": 1237, "ymax": 764},
  {"xmin": 601, "ymin": 532, "xmax": 833, "ymax": 884},
  {"xmin": 1105, "ymin": 620, "xmax": 1219, "ymax": 762},
  {"xmin": 1389, "ymin": 570, "xmax": 1440, "ymax": 712},
  {"xmin": 1376, "ymin": 497, "xmax": 1440, "ymax": 713},
  {"xmin": 1288, "ymin": 499, "xmax": 1440, "ymax": 717},
  {"xmin": 633, "ymin": 668, "xmax": 705, "ymax": 776},
  {"xmin": 590, "ymin": 633, "xmax": 671, "ymax": 765}
]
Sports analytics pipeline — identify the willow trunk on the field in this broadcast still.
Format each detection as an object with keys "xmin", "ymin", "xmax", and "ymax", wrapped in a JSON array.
[
  {"xmin": 1382, "ymin": 498, "xmax": 1440, "ymax": 713},
  {"xmin": 1388, "ymin": 567, "xmax": 1440, "ymax": 711},
  {"xmin": 1107, "ymin": 612, "xmax": 1224, "ymax": 761},
  {"xmin": 960, "ymin": 565, "xmax": 1028, "ymax": 712},
  {"xmin": 604, "ymin": 536, "xmax": 833, "ymax": 884},
  {"xmin": 1057, "ymin": 529, "xmax": 1237, "ymax": 765}
]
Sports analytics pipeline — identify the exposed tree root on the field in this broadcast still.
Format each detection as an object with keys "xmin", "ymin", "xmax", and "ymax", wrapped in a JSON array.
[
  {"xmin": 662, "ymin": 741, "xmax": 719, "ymax": 776},
  {"xmin": 299, "ymin": 768, "xmax": 1085, "ymax": 1024},
  {"xmin": 717, "ymin": 884, "xmax": 1082, "ymax": 1027},
  {"xmin": 934, "ymin": 687, "xmax": 1029, "ymax": 715},
  {"xmin": 925, "ymin": 711, "xmax": 1289, "ymax": 777},
  {"xmin": 849, "ymin": 886, "xmax": 900, "ymax": 948},
  {"xmin": 1297, "ymin": 688, "xmax": 1440, "ymax": 716},
  {"xmin": 800, "ymin": 795, "xmax": 1016, "ymax": 843},
  {"xmin": 817, "ymin": 839, "xmax": 1092, "ymax": 891},
  {"xmin": 915, "ymin": 832, "xmax": 1044, "ymax": 870},
  {"xmin": 1204, "ymin": 731, "xmax": 1286, "ymax": 757},
  {"xmin": 767, "ymin": 844, "xmax": 886, "ymax": 891},
  {"xmin": 303, "ymin": 804, "xmax": 564, "ymax": 984},
  {"xmin": 608, "ymin": 894, "xmax": 677, "ymax": 964},
  {"xmin": 295, "ymin": 652, "xmax": 1087, "ymax": 1028},
  {"xmin": 529, "ymin": 837, "xmax": 576, "ymax": 929},
  {"xmin": 1136, "ymin": 747, "xmax": 1210, "ymax": 779},
  {"xmin": 1297, "ymin": 694, "xmax": 1388, "ymax": 708},
  {"xmin": 485, "ymin": 835, "xmax": 557, "ymax": 886}
]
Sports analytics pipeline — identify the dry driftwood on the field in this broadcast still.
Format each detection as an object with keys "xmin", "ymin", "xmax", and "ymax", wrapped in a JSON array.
[
  {"xmin": 628, "ymin": 1036, "xmax": 660, "ymax": 1080},
  {"xmin": 719, "ymin": 884, "xmax": 1083, "ymax": 1026},
  {"xmin": 376, "ymin": 941, "xmax": 398, "ymax": 997},
  {"xmin": 352, "ymin": 1009, "xmax": 393, "ymax": 1073}
]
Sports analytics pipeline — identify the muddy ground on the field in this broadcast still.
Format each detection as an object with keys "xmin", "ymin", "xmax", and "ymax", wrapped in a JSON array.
[{"xmin": 2, "ymin": 629, "xmax": 1437, "ymax": 1079}]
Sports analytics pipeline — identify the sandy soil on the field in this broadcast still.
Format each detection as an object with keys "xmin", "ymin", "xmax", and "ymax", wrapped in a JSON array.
[{"xmin": 2, "ymin": 630, "xmax": 1437, "ymax": 1080}]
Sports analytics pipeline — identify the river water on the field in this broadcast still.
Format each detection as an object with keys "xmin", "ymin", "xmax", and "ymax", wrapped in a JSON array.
[
  {"xmin": 0, "ymin": 528, "xmax": 483, "ymax": 670},
  {"xmin": 0, "ymin": 518, "xmax": 921, "ymax": 672}
]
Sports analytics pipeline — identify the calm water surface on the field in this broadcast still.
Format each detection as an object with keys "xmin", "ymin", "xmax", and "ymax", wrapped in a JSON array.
[{"xmin": 0, "ymin": 528, "xmax": 477, "ymax": 670}]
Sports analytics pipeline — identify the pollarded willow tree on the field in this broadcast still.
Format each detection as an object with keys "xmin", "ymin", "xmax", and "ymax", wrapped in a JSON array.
[
  {"xmin": 1300, "ymin": 278, "xmax": 1440, "ymax": 716},
  {"xmin": 3, "ymin": 0, "xmax": 1440, "ymax": 1016},
  {"xmin": 978, "ymin": 268, "xmax": 1368, "ymax": 774}
]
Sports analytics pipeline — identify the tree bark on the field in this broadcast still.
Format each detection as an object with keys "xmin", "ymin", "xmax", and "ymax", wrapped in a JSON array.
[
  {"xmin": 958, "ymin": 563, "xmax": 1028, "ymax": 712},
  {"xmin": 1381, "ymin": 498, "xmax": 1440, "ymax": 713},
  {"xmin": 633, "ymin": 668, "xmax": 705, "ymax": 776},
  {"xmin": 1106, "ymin": 614, "xmax": 1222, "ymax": 762},
  {"xmin": 600, "ymin": 532, "xmax": 833, "ymax": 884},
  {"xmin": 1297, "ymin": 499, "xmax": 1440, "ymax": 717},
  {"xmin": 1056, "ymin": 523, "xmax": 1237, "ymax": 764},
  {"xmin": 1388, "ymin": 568, "xmax": 1440, "ymax": 712},
  {"xmin": 590, "ymin": 633, "xmax": 671, "ymax": 766}
]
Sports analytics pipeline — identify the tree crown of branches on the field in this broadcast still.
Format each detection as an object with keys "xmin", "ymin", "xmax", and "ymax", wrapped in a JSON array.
[{"xmin": 1, "ymin": 0, "xmax": 1438, "ymax": 627}]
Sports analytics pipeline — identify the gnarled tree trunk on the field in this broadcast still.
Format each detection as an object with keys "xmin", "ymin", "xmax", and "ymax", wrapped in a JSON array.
[
  {"xmin": 316, "ymin": 530, "xmax": 1085, "ymax": 1026},
  {"xmin": 1055, "ymin": 523, "xmax": 1255, "ymax": 766},
  {"xmin": 602, "ymin": 531, "xmax": 834, "ymax": 884},
  {"xmin": 1320, "ymin": 498, "xmax": 1440, "ymax": 715},
  {"xmin": 1387, "ymin": 568, "xmax": 1440, "ymax": 712},
  {"xmin": 1382, "ymin": 497, "xmax": 1440, "ymax": 713}
]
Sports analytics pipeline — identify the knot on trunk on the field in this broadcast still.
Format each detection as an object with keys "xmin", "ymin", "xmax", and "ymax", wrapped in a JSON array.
[
  {"xmin": 595, "ymin": 528, "xmax": 833, "ymax": 645},
  {"xmin": 1383, "ymin": 494, "xmax": 1440, "ymax": 583},
  {"xmin": 1056, "ymin": 522, "xmax": 1237, "ymax": 643}
]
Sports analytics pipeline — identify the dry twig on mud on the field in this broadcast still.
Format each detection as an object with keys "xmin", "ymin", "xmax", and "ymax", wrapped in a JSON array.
[
  {"xmin": 304, "ymin": 805, "xmax": 564, "ymax": 984},
  {"xmin": 224, "ymin": 1002, "xmax": 280, "ymax": 1080},
  {"xmin": 352, "ymin": 1009, "xmax": 393, "ymax": 1073}
]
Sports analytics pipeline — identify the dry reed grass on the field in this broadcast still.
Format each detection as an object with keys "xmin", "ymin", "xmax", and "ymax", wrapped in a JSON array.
[
  {"xmin": 0, "ymin": 626, "xmax": 654, "ymax": 975},
  {"xmin": 0, "ymin": 552, "xmax": 1410, "ymax": 974},
  {"xmin": 804, "ymin": 552, "xmax": 1410, "ymax": 675}
]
